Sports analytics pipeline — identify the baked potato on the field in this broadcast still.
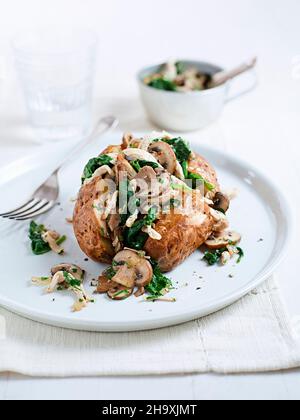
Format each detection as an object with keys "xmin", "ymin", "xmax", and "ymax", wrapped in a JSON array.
[{"xmin": 73, "ymin": 132, "xmax": 229, "ymax": 272}]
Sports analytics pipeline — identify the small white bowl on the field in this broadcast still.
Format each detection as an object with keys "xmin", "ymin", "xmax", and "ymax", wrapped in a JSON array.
[{"xmin": 137, "ymin": 60, "xmax": 256, "ymax": 132}]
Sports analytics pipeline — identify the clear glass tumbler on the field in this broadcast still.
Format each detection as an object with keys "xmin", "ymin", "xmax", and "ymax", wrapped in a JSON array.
[{"xmin": 12, "ymin": 27, "xmax": 98, "ymax": 143}]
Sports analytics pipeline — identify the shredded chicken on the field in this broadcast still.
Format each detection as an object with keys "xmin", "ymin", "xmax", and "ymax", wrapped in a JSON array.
[
  {"xmin": 123, "ymin": 148, "xmax": 162, "ymax": 166},
  {"xmin": 142, "ymin": 225, "xmax": 162, "ymax": 241},
  {"xmin": 47, "ymin": 271, "xmax": 65, "ymax": 293},
  {"xmin": 84, "ymin": 165, "xmax": 114, "ymax": 185},
  {"xmin": 112, "ymin": 233, "xmax": 123, "ymax": 252},
  {"xmin": 174, "ymin": 160, "xmax": 185, "ymax": 180},
  {"xmin": 126, "ymin": 210, "xmax": 139, "ymax": 228},
  {"xmin": 103, "ymin": 191, "xmax": 118, "ymax": 220},
  {"xmin": 33, "ymin": 267, "xmax": 93, "ymax": 313},
  {"xmin": 210, "ymin": 208, "xmax": 229, "ymax": 232},
  {"xmin": 42, "ymin": 231, "xmax": 64, "ymax": 255},
  {"xmin": 31, "ymin": 276, "xmax": 51, "ymax": 286},
  {"xmin": 221, "ymin": 251, "xmax": 231, "ymax": 265}
]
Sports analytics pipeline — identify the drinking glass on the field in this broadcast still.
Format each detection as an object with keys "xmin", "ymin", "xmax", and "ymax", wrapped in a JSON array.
[{"xmin": 12, "ymin": 27, "xmax": 98, "ymax": 143}]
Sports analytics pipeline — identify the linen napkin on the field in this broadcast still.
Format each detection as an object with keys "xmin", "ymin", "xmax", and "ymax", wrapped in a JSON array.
[{"xmin": 0, "ymin": 277, "xmax": 299, "ymax": 377}]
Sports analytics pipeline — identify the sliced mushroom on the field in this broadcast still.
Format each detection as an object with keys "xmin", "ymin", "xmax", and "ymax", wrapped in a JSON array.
[
  {"xmin": 51, "ymin": 263, "xmax": 85, "ymax": 281},
  {"xmin": 112, "ymin": 265, "xmax": 136, "ymax": 289},
  {"xmin": 96, "ymin": 275, "xmax": 118, "ymax": 294},
  {"xmin": 134, "ymin": 166, "xmax": 157, "ymax": 182},
  {"xmin": 134, "ymin": 166, "xmax": 159, "ymax": 198},
  {"xmin": 112, "ymin": 249, "xmax": 153, "ymax": 289},
  {"xmin": 113, "ymin": 249, "xmax": 142, "ymax": 268},
  {"xmin": 107, "ymin": 286, "xmax": 134, "ymax": 301},
  {"xmin": 148, "ymin": 141, "xmax": 177, "ymax": 174},
  {"xmin": 205, "ymin": 231, "xmax": 241, "ymax": 250},
  {"xmin": 134, "ymin": 287, "xmax": 145, "ymax": 298},
  {"xmin": 115, "ymin": 155, "xmax": 137, "ymax": 180},
  {"xmin": 213, "ymin": 192, "xmax": 230, "ymax": 214},
  {"xmin": 135, "ymin": 260, "xmax": 153, "ymax": 288}
]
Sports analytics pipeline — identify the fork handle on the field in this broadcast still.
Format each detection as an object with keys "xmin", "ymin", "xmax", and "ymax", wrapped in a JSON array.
[{"xmin": 52, "ymin": 115, "xmax": 119, "ymax": 174}]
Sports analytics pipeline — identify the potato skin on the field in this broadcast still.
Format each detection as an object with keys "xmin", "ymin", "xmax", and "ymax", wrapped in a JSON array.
[
  {"xmin": 144, "ymin": 195, "xmax": 214, "ymax": 272},
  {"xmin": 188, "ymin": 153, "xmax": 220, "ymax": 192},
  {"xmin": 73, "ymin": 177, "xmax": 115, "ymax": 264},
  {"xmin": 73, "ymin": 148, "xmax": 219, "ymax": 269}
]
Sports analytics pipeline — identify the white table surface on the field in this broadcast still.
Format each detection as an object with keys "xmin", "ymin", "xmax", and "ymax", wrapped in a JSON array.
[{"xmin": 0, "ymin": 0, "xmax": 300, "ymax": 400}]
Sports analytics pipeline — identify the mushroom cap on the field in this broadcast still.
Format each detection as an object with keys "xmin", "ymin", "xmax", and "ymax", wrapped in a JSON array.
[
  {"xmin": 205, "ymin": 231, "xmax": 241, "ymax": 250},
  {"xmin": 107, "ymin": 286, "xmax": 134, "ymax": 301},
  {"xmin": 213, "ymin": 192, "xmax": 230, "ymax": 214},
  {"xmin": 112, "ymin": 265, "xmax": 136, "ymax": 289},
  {"xmin": 148, "ymin": 141, "xmax": 177, "ymax": 175},
  {"xmin": 97, "ymin": 275, "xmax": 118, "ymax": 293},
  {"xmin": 112, "ymin": 249, "xmax": 153, "ymax": 290}
]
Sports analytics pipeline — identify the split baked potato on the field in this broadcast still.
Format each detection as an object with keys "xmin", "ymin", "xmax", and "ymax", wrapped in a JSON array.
[{"xmin": 73, "ymin": 132, "xmax": 230, "ymax": 274}]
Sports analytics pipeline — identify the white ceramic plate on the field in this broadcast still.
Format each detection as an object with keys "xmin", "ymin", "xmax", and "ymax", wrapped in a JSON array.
[{"xmin": 0, "ymin": 133, "xmax": 292, "ymax": 332}]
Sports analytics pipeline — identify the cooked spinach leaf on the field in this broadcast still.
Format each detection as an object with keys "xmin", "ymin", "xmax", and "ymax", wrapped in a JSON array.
[
  {"xmin": 82, "ymin": 155, "xmax": 113, "ymax": 183},
  {"xmin": 119, "ymin": 179, "xmax": 137, "ymax": 226},
  {"xmin": 236, "ymin": 247, "xmax": 244, "ymax": 264},
  {"xmin": 123, "ymin": 207, "xmax": 158, "ymax": 250},
  {"xmin": 181, "ymin": 160, "xmax": 189, "ymax": 178},
  {"xmin": 130, "ymin": 160, "xmax": 159, "ymax": 172},
  {"xmin": 29, "ymin": 221, "xmax": 66, "ymax": 256},
  {"xmin": 162, "ymin": 137, "xmax": 192, "ymax": 163},
  {"xmin": 148, "ymin": 78, "xmax": 177, "ymax": 91},
  {"xmin": 203, "ymin": 248, "xmax": 227, "ymax": 266},
  {"xmin": 29, "ymin": 221, "xmax": 50, "ymax": 255},
  {"xmin": 187, "ymin": 172, "xmax": 215, "ymax": 191},
  {"xmin": 63, "ymin": 271, "xmax": 82, "ymax": 290},
  {"xmin": 105, "ymin": 266, "xmax": 117, "ymax": 280},
  {"xmin": 146, "ymin": 259, "xmax": 173, "ymax": 299}
]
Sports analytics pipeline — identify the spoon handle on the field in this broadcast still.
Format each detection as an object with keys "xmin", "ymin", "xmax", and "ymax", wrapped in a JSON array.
[{"xmin": 210, "ymin": 57, "xmax": 257, "ymax": 88}]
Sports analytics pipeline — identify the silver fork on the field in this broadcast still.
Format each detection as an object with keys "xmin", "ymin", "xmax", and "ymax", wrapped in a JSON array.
[{"xmin": 0, "ymin": 115, "xmax": 119, "ymax": 221}]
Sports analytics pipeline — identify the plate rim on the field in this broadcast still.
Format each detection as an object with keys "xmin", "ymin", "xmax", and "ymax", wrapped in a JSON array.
[{"xmin": 0, "ymin": 142, "xmax": 293, "ymax": 332}]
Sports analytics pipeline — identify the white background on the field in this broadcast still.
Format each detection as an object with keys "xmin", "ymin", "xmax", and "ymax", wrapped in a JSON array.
[{"xmin": 0, "ymin": 0, "xmax": 300, "ymax": 400}]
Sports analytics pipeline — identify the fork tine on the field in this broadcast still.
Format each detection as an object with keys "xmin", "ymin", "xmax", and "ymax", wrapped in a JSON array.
[
  {"xmin": 2, "ymin": 199, "xmax": 42, "ymax": 218},
  {"xmin": 0, "ymin": 198, "xmax": 35, "ymax": 217},
  {"xmin": 13, "ymin": 201, "xmax": 55, "ymax": 221},
  {"xmin": 8, "ymin": 200, "xmax": 49, "ymax": 220}
]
